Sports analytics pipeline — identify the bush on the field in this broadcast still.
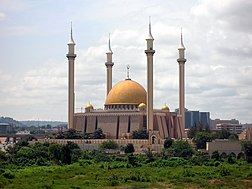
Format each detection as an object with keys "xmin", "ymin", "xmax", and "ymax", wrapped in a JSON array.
[
  {"xmin": 219, "ymin": 165, "xmax": 231, "ymax": 176},
  {"xmin": 2, "ymin": 170, "xmax": 15, "ymax": 179},
  {"xmin": 99, "ymin": 141, "xmax": 119, "ymax": 150},
  {"xmin": 132, "ymin": 130, "xmax": 148, "ymax": 139},
  {"xmin": 211, "ymin": 151, "xmax": 220, "ymax": 161},
  {"xmin": 164, "ymin": 138, "xmax": 173, "ymax": 149},
  {"xmin": 171, "ymin": 140, "xmax": 194, "ymax": 158},
  {"xmin": 124, "ymin": 143, "xmax": 135, "ymax": 154}
]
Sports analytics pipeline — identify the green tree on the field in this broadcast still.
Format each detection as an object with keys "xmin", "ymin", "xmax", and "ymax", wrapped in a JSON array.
[
  {"xmin": 193, "ymin": 132, "xmax": 213, "ymax": 149},
  {"xmin": 211, "ymin": 150, "xmax": 220, "ymax": 161},
  {"xmin": 124, "ymin": 143, "xmax": 135, "ymax": 154},
  {"xmin": 243, "ymin": 141, "xmax": 252, "ymax": 162},
  {"xmin": 127, "ymin": 154, "xmax": 138, "ymax": 167},
  {"xmin": 215, "ymin": 129, "xmax": 231, "ymax": 139},
  {"xmin": 132, "ymin": 129, "xmax": 148, "ymax": 139},
  {"xmin": 164, "ymin": 138, "xmax": 173, "ymax": 149},
  {"xmin": 229, "ymin": 134, "xmax": 239, "ymax": 140},
  {"xmin": 205, "ymin": 123, "xmax": 210, "ymax": 132},
  {"xmin": 171, "ymin": 140, "xmax": 194, "ymax": 158},
  {"xmin": 93, "ymin": 128, "xmax": 105, "ymax": 139},
  {"xmin": 99, "ymin": 140, "xmax": 119, "ymax": 150},
  {"xmin": 61, "ymin": 141, "xmax": 81, "ymax": 164},
  {"xmin": 48, "ymin": 143, "xmax": 62, "ymax": 163},
  {"xmin": 187, "ymin": 125, "xmax": 197, "ymax": 139},
  {"xmin": 197, "ymin": 122, "xmax": 203, "ymax": 132},
  {"xmin": 65, "ymin": 129, "xmax": 82, "ymax": 139}
]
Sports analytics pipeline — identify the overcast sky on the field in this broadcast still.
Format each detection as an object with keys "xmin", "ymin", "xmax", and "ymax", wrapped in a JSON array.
[{"xmin": 0, "ymin": 0, "xmax": 251, "ymax": 123}]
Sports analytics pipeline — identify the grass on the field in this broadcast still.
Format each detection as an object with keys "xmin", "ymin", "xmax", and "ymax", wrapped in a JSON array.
[{"xmin": 1, "ymin": 162, "xmax": 252, "ymax": 189}]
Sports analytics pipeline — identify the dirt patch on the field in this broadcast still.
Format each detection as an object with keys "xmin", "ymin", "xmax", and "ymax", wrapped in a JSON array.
[
  {"xmin": 208, "ymin": 179, "xmax": 223, "ymax": 184},
  {"xmin": 241, "ymin": 179, "xmax": 252, "ymax": 183}
]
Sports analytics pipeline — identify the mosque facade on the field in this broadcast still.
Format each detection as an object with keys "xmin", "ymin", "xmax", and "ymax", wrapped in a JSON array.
[{"xmin": 66, "ymin": 22, "xmax": 186, "ymax": 143}]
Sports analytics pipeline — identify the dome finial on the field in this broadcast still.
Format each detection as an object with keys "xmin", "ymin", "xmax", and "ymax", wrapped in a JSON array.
[{"xmin": 126, "ymin": 65, "xmax": 131, "ymax": 80}]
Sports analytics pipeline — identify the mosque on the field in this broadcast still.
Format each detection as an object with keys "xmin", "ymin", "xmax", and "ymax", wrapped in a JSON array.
[{"xmin": 66, "ymin": 22, "xmax": 187, "ymax": 143}]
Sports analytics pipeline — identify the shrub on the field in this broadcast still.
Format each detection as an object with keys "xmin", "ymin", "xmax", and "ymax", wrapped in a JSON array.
[
  {"xmin": 132, "ymin": 130, "xmax": 148, "ymax": 139},
  {"xmin": 99, "ymin": 141, "xmax": 119, "ymax": 150},
  {"xmin": 2, "ymin": 170, "xmax": 15, "ymax": 179},
  {"xmin": 164, "ymin": 138, "xmax": 173, "ymax": 149},
  {"xmin": 219, "ymin": 165, "xmax": 231, "ymax": 176},
  {"xmin": 211, "ymin": 151, "xmax": 220, "ymax": 161},
  {"xmin": 124, "ymin": 143, "xmax": 135, "ymax": 154},
  {"xmin": 171, "ymin": 140, "xmax": 194, "ymax": 158}
]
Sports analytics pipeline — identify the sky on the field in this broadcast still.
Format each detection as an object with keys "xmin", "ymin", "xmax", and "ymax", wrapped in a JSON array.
[{"xmin": 0, "ymin": 0, "xmax": 252, "ymax": 123}]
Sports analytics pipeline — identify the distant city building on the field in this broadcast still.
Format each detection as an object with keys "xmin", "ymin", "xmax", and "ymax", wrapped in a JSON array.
[
  {"xmin": 16, "ymin": 130, "xmax": 31, "ymax": 135},
  {"xmin": 182, "ymin": 110, "xmax": 210, "ymax": 129},
  {"xmin": 0, "ymin": 123, "xmax": 14, "ymax": 135},
  {"xmin": 210, "ymin": 118, "xmax": 240, "ymax": 130},
  {"xmin": 216, "ymin": 123, "xmax": 243, "ymax": 134}
]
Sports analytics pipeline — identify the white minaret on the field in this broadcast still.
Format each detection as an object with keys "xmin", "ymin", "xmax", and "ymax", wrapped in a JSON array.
[
  {"xmin": 105, "ymin": 34, "xmax": 114, "ymax": 95},
  {"xmin": 145, "ymin": 19, "xmax": 155, "ymax": 132},
  {"xmin": 66, "ymin": 23, "xmax": 76, "ymax": 129},
  {"xmin": 177, "ymin": 29, "xmax": 186, "ymax": 134}
]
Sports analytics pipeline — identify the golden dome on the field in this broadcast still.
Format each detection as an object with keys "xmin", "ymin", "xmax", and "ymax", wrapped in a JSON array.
[
  {"xmin": 105, "ymin": 79, "xmax": 147, "ymax": 105},
  {"xmin": 85, "ymin": 103, "xmax": 93, "ymax": 109},
  {"xmin": 161, "ymin": 105, "xmax": 170, "ymax": 111},
  {"xmin": 138, "ymin": 103, "xmax": 146, "ymax": 108}
]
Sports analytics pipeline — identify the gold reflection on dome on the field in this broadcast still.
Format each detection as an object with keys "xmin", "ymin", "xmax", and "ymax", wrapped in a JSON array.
[
  {"xmin": 105, "ymin": 79, "xmax": 147, "ymax": 105},
  {"xmin": 138, "ymin": 103, "xmax": 146, "ymax": 108},
  {"xmin": 85, "ymin": 103, "xmax": 93, "ymax": 109},
  {"xmin": 161, "ymin": 105, "xmax": 170, "ymax": 111}
]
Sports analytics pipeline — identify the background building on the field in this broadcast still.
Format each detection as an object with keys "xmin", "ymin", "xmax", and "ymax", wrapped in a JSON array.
[
  {"xmin": 210, "ymin": 119, "xmax": 240, "ymax": 130},
  {"xmin": 176, "ymin": 109, "xmax": 210, "ymax": 129},
  {"xmin": 0, "ymin": 123, "xmax": 14, "ymax": 135},
  {"xmin": 216, "ymin": 123, "xmax": 243, "ymax": 134}
]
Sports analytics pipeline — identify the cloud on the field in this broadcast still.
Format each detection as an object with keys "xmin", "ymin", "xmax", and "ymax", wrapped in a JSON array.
[
  {"xmin": 0, "ymin": 0, "xmax": 252, "ymax": 123},
  {"xmin": 0, "ymin": 12, "xmax": 6, "ymax": 21}
]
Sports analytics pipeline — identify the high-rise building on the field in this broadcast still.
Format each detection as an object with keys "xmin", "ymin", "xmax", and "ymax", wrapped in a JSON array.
[{"xmin": 184, "ymin": 110, "xmax": 210, "ymax": 129}]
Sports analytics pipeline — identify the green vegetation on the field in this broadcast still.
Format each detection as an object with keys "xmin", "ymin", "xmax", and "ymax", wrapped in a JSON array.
[
  {"xmin": 132, "ymin": 129, "xmax": 148, "ymax": 139},
  {"xmin": 55, "ymin": 128, "xmax": 105, "ymax": 139},
  {"xmin": 1, "ymin": 138, "xmax": 252, "ymax": 188},
  {"xmin": 187, "ymin": 123, "xmax": 239, "ymax": 150},
  {"xmin": 1, "ymin": 155, "xmax": 252, "ymax": 188}
]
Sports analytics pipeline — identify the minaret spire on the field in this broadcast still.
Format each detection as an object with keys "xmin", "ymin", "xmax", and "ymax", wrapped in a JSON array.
[
  {"xmin": 145, "ymin": 18, "xmax": 155, "ymax": 141},
  {"xmin": 105, "ymin": 33, "xmax": 114, "ymax": 95},
  {"xmin": 177, "ymin": 28, "xmax": 187, "ymax": 138},
  {"xmin": 68, "ymin": 22, "xmax": 75, "ymax": 45},
  {"xmin": 178, "ymin": 28, "xmax": 185, "ymax": 50},
  {"xmin": 108, "ymin": 33, "xmax": 113, "ymax": 53},
  {"xmin": 66, "ymin": 22, "xmax": 77, "ymax": 129},
  {"xmin": 148, "ymin": 16, "xmax": 154, "ymax": 40}
]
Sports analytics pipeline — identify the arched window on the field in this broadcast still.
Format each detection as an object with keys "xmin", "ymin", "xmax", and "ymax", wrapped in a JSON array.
[{"xmin": 151, "ymin": 136, "xmax": 156, "ymax": 144}]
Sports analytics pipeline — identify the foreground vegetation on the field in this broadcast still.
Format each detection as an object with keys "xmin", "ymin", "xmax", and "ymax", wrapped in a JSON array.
[
  {"xmin": 1, "ymin": 139, "xmax": 252, "ymax": 188},
  {"xmin": 1, "ymin": 158, "xmax": 252, "ymax": 189}
]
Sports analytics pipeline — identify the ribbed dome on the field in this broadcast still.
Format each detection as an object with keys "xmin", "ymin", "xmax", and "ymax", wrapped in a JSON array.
[{"xmin": 105, "ymin": 79, "xmax": 147, "ymax": 105}]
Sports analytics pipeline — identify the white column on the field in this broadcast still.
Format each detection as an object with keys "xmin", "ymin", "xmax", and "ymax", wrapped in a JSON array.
[
  {"xmin": 66, "ymin": 25, "xmax": 76, "ymax": 129},
  {"xmin": 177, "ymin": 30, "xmax": 186, "ymax": 137}
]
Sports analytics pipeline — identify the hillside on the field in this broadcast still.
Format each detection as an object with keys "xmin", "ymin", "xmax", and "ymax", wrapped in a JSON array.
[
  {"xmin": 20, "ymin": 120, "xmax": 67, "ymax": 127},
  {"xmin": 0, "ymin": 117, "xmax": 24, "ymax": 127},
  {"xmin": 0, "ymin": 116, "xmax": 66, "ymax": 127}
]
